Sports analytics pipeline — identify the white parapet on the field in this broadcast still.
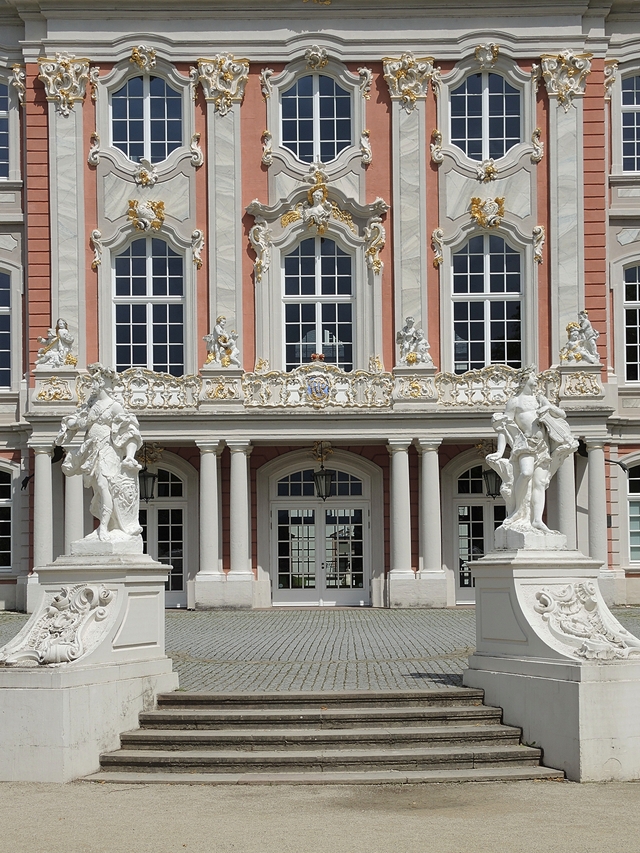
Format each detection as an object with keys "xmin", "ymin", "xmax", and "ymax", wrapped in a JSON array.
[
  {"xmin": 0, "ymin": 550, "xmax": 178, "ymax": 782},
  {"xmin": 463, "ymin": 542, "xmax": 640, "ymax": 781}
]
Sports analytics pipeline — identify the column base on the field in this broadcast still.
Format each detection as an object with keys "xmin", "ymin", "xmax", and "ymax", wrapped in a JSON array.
[
  {"xmin": 194, "ymin": 572, "xmax": 254, "ymax": 609},
  {"xmin": 389, "ymin": 571, "xmax": 447, "ymax": 608},
  {"xmin": 597, "ymin": 568, "xmax": 627, "ymax": 606}
]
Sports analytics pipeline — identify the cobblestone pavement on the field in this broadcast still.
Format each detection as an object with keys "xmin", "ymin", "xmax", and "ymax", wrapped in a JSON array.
[{"xmin": 2, "ymin": 606, "xmax": 640, "ymax": 692}]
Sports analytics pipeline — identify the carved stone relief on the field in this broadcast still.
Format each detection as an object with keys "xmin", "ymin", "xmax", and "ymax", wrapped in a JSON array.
[
  {"xmin": 604, "ymin": 60, "xmax": 618, "ymax": 101},
  {"xmin": 128, "ymin": 199, "xmax": 165, "ymax": 231},
  {"xmin": 36, "ymin": 318, "xmax": 77, "ymax": 368},
  {"xmin": 363, "ymin": 216, "xmax": 385, "ymax": 274},
  {"xmin": 358, "ymin": 67, "xmax": 373, "ymax": 99},
  {"xmin": 470, "ymin": 196, "xmax": 505, "ymax": 228},
  {"xmin": 191, "ymin": 229, "xmax": 205, "ymax": 269},
  {"xmin": 535, "ymin": 50, "xmax": 592, "ymax": 112},
  {"xmin": 531, "ymin": 127, "xmax": 544, "ymax": 163},
  {"xmin": 261, "ymin": 129, "xmax": 273, "ymax": 166},
  {"xmin": 190, "ymin": 132, "xmax": 204, "ymax": 167},
  {"xmin": 134, "ymin": 159, "xmax": 158, "ymax": 187},
  {"xmin": 475, "ymin": 43, "xmax": 499, "ymax": 68},
  {"xmin": 533, "ymin": 225, "xmax": 545, "ymax": 264},
  {"xmin": 38, "ymin": 53, "xmax": 90, "ymax": 116},
  {"xmin": 87, "ymin": 131, "xmax": 101, "ymax": 166},
  {"xmin": 360, "ymin": 129, "xmax": 372, "ymax": 165},
  {"xmin": 383, "ymin": 53, "xmax": 441, "ymax": 111},
  {"xmin": 431, "ymin": 228, "xmax": 444, "ymax": 268},
  {"xmin": 260, "ymin": 68, "xmax": 274, "ymax": 99},
  {"xmin": 305, "ymin": 45, "xmax": 328, "ymax": 70},
  {"xmin": 36, "ymin": 376, "xmax": 74, "ymax": 402},
  {"xmin": 10, "ymin": 65, "xmax": 25, "ymax": 106},
  {"xmin": 249, "ymin": 219, "xmax": 272, "ymax": 283},
  {"xmin": 90, "ymin": 229, "xmax": 103, "ymax": 270},
  {"xmin": 476, "ymin": 159, "xmax": 498, "ymax": 182},
  {"xmin": 196, "ymin": 55, "xmax": 250, "ymax": 115},
  {"xmin": 559, "ymin": 311, "xmax": 600, "ymax": 365},
  {"xmin": 130, "ymin": 45, "xmax": 156, "ymax": 71}
]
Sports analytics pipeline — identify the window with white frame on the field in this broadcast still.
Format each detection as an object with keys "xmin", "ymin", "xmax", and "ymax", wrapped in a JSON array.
[
  {"xmin": 281, "ymin": 74, "xmax": 352, "ymax": 164},
  {"xmin": 111, "ymin": 75, "xmax": 182, "ymax": 164},
  {"xmin": 623, "ymin": 264, "xmax": 640, "ymax": 381},
  {"xmin": 139, "ymin": 468, "xmax": 185, "ymax": 593},
  {"xmin": 450, "ymin": 72, "xmax": 521, "ymax": 161},
  {"xmin": 283, "ymin": 236, "xmax": 354, "ymax": 371},
  {"xmin": 0, "ymin": 83, "xmax": 9, "ymax": 179},
  {"xmin": 452, "ymin": 234, "xmax": 522, "ymax": 374},
  {"xmin": 629, "ymin": 464, "xmax": 640, "ymax": 561},
  {"xmin": 0, "ymin": 271, "xmax": 10, "ymax": 387},
  {"xmin": 622, "ymin": 76, "xmax": 640, "ymax": 172},
  {"xmin": 114, "ymin": 237, "xmax": 184, "ymax": 376},
  {"xmin": 0, "ymin": 469, "xmax": 11, "ymax": 569}
]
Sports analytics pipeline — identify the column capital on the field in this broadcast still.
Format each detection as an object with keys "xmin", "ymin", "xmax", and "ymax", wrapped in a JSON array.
[
  {"xmin": 226, "ymin": 440, "xmax": 252, "ymax": 454},
  {"xmin": 196, "ymin": 440, "xmax": 224, "ymax": 454},
  {"xmin": 30, "ymin": 445, "xmax": 53, "ymax": 456},
  {"xmin": 585, "ymin": 438, "xmax": 607, "ymax": 451},
  {"xmin": 387, "ymin": 440, "xmax": 411, "ymax": 455},
  {"xmin": 415, "ymin": 438, "xmax": 442, "ymax": 452}
]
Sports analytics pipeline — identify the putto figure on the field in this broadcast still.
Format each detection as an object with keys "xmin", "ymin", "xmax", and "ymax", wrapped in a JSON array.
[
  {"xmin": 396, "ymin": 316, "xmax": 434, "ymax": 366},
  {"xmin": 55, "ymin": 364, "xmax": 143, "ymax": 544},
  {"xmin": 485, "ymin": 367, "xmax": 578, "ymax": 534},
  {"xmin": 35, "ymin": 318, "xmax": 77, "ymax": 368},
  {"xmin": 204, "ymin": 316, "xmax": 241, "ymax": 368},
  {"xmin": 559, "ymin": 311, "xmax": 600, "ymax": 364}
]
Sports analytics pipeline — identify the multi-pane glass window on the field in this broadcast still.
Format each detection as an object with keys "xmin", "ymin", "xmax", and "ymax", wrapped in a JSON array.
[
  {"xmin": 0, "ymin": 271, "xmax": 10, "ymax": 387},
  {"xmin": 452, "ymin": 234, "xmax": 522, "ymax": 374},
  {"xmin": 622, "ymin": 76, "xmax": 640, "ymax": 172},
  {"xmin": 624, "ymin": 265, "xmax": 640, "ymax": 382},
  {"xmin": 281, "ymin": 75, "xmax": 352, "ymax": 163},
  {"xmin": 0, "ymin": 470, "xmax": 10, "ymax": 569},
  {"xmin": 457, "ymin": 465, "xmax": 485, "ymax": 495},
  {"xmin": 139, "ymin": 468, "xmax": 185, "ymax": 593},
  {"xmin": 283, "ymin": 236, "xmax": 353, "ymax": 371},
  {"xmin": 111, "ymin": 76, "xmax": 182, "ymax": 163},
  {"xmin": 450, "ymin": 72, "xmax": 521, "ymax": 161},
  {"xmin": 114, "ymin": 237, "xmax": 184, "ymax": 376},
  {"xmin": 277, "ymin": 469, "xmax": 363, "ymax": 498},
  {"xmin": 629, "ymin": 465, "xmax": 640, "ymax": 561},
  {"xmin": 0, "ymin": 83, "xmax": 8, "ymax": 179}
]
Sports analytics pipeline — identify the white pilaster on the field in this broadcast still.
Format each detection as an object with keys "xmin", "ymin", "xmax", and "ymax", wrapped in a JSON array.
[
  {"xmin": 556, "ymin": 455, "xmax": 577, "ymax": 549},
  {"xmin": 64, "ymin": 474, "xmax": 85, "ymax": 551},
  {"xmin": 587, "ymin": 440, "xmax": 608, "ymax": 566},
  {"xmin": 196, "ymin": 442, "xmax": 222, "ymax": 576},
  {"xmin": 228, "ymin": 441, "xmax": 252, "ymax": 574},
  {"xmin": 33, "ymin": 447, "xmax": 53, "ymax": 568},
  {"xmin": 387, "ymin": 441, "xmax": 415, "ymax": 608},
  {"xmin": 414, "ymin": 439, "xmax": 448, "ymax": 607}
]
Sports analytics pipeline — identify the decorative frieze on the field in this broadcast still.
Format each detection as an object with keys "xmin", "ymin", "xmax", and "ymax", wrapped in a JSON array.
[
  {"xmin": 36, "ymin": 376, "xmax": 74, "ymax": 402},
  {"xmin": 561, "ymin": 370, "xmax": 603, "ymax": 397},
  {"xmin": 397, "ymin": 375, "xmax": 436, "ymax": 400},
  {"xmin": 604, "ymin": 60, "xmax": 618, "ymax": 101},
  {"xmin": 191, "ymin": 229, "xmax": 205, "ymax": 269},
  {"xmin": 363, "ymin": 216, "xmax": 385, "ymax": 274},
  {"xmin": 383, "ymin": 53, "xmax": 441, "ymax": 111},
  {"xmin": 531, "ymin": 127, "xmax": 544, "ymax": 163},
  {"xmin": 475, "ymin": 43, "xmax": 499, "ymax": 68},
  {"xmin": 196, "ymin": 55, "xmax": 250, "ymax": 115},
  {"xmin": 204, "ymin": 376, "xmax": 242, "ymax": 401},
  {"xmin": 533, "ymin": 225, "xmax": 545, "ymax": 264},
  {"xmin": 435, "ymin": 365, "xmax": 560, "ymax": 407},
  {"xmin": 305, "ymin": 45, "xmax": 328, "ymax": 70},
  {"xmin": 470, "ymin": 196, "xmax": 505, "ymax": 228},
  {"xmin": 190, "ymin": 133, "xmax": 204, "ymax": 167},
  {"xmin": 536, "ymin": 50, "xmax": 592, "ymax": 112},
  {"xmin": 128, "ymin": 199, "xmax": 165, "ymax": 231},
  {"xmin": 77, "ymin": 367, "xmax": 202, "ymax": 410},
  {"xmin": 38, "ymin": 53, "xmax": 90, "ymax": 116},
  {"xmin": 358, "ymin": 67, "xmax": 373, "ymax": 99},
  {"xmin": 249, "ymin": 219, "xmax": 272, "ymax": 283},
  {"xmin": 130, "ymin": 44, "xmax": 156, "ymax": 71},
  {"xmin": 360, "ymin": 129, "xmax": 372, "ymax": 165},
  {"xmin": 10, "ymin": 65, "xmax": 25, "ymax": 107}
]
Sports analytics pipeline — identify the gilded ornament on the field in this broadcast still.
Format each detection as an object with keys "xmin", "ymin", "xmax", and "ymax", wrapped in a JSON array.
[
  {"xmin": 197, "ymin": 55, "xmax": 250, "ymax": 115},
  {"xmin": 539, "ymin": 50, "xmax": 592, "ymax": 112},
  {"xmin": 249, "ymin": 220, "xmax": 272, "ymax": 283},
  {"xmin": 281, "ymin": 209, "xmax": 302, "ymax": 228},
  {"xmin": 435, "ymin": 365, "xmax": 560, "ymax": 408},
  {"xmin": 476, "ymin": 159, "xmax": 498, "ymax": 182},
  {"xmin": 127, "ymin": 199, "xmax": 165, "ymax": 231},
  {"xmin": 77, "ymin": 367, "xmax": 201, "ymax": 410},
  {"xmin": 383, "ymin": 53, "xmax": 440, "ymax": 111},
  {"xmin": 475, "ymin": 43, "xmax": 499, "ymax": 68},
  {"xmin": 470, "ymin": 197, "xmax": 505, "ymax": 228},
  {"xmin": 254, "ymin": 358, "xmax": 270, "ymax": 373},
  {"xmin": 531, "ymin": 127, "xmax": 544, "ymax": 163},
  {"xmin": 206, "ymin": 379, "xmax": 239, "ymax": 400},
  {"xmin": 136, "ymin": 442, "xmax": 164, "ymax": 465},
  {"xmin": 11, "ymin": 65, "xmax": 26, "ymax": 107},
  {"xmin": 430, "ymin": 129, "xmax": 444, "ymax": 164},
  {"xmin": 37, "ymin": 377, "xmax": 73, "ymax": 402},
  {"xmin": 134, "ymin": 159, "xmax": 158, "ymax": 187},
  {"xmin": 369, "ymin": 355, "xmax": 383, "ymax": 374},
  {"xmin": 431, "ymin": 227, "xmax": 444, "ymax": 268},
  {"xmin": 305, "ymin": 45, "xmax": 328, "ymax": 70},
  {"xmin": 330, "ymin": 202, "xmax": 357, "ymax": 234},
  {"xmin": 130, "ymin": 45, "xmax": 156, "ymax": 71},
  {"xmin": 38, "ymin": 53, "xmax": 90, "ymax": 116}
]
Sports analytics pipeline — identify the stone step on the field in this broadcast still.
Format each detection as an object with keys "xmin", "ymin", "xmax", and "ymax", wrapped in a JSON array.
[
  {"xmin": 138, "ymin": 704, "xmax": 502, "ymax": 730},
  {"xmin": 85, "ymin": 765, "xmax": 565, "ymax": 785},
  {"xmin": 156, "ymin": 688, "xmax": 484, "ymax": 710},
  {"xmin": 120, "ymin": 723, "xmax": 521, "ymax": 751},
  {"xmin": 99, "ymin": 743, "xmax": 543, "ymax": 773}
]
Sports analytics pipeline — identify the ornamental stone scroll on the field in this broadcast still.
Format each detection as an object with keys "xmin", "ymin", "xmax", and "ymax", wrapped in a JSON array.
[
  {"xmin": 38, "ymin": 54, "xmax": 90, "ymax": 116},
  {"xmin": 195, "ymin": 55, "xmax": 250, "ymax": 115}
]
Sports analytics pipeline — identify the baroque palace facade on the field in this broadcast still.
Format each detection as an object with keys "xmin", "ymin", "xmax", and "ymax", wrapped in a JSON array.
[{"xmin": 1, "ymin": 0, "xmax": 640, "ymax": 610}]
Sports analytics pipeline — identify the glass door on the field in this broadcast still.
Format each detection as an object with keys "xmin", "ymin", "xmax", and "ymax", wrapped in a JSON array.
[{"xmin": 455, "ymin": 503, "xmax": 506, "ymax": 604}]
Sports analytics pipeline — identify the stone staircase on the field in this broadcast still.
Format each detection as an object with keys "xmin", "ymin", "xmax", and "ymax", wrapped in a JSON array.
[{"xmin": 85, "ymin": 688, "xmax": 564, "ymax": 784}]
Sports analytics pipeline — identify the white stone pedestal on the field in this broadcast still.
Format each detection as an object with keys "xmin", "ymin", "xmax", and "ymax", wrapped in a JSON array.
[
  {"xmin": 0, "ymin": 547, "xmax": 178, "ymax": 782},
  {"xmin": 463, "ymin": 542, "xmax": 640, "ymax": 781}
]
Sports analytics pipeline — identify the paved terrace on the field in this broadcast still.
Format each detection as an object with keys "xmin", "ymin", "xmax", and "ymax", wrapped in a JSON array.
[{"xmin": 2, "ymin": 606, "xmax": 640, "ymax": 691}]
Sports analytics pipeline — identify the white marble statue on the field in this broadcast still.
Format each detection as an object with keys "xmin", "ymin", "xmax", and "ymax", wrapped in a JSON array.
[
  {"xmin": 302, "ymin": 185, "xmax": 332, "ymax": 233},
  {"xmin": 396, "ymin": 317, "xmax": 434, "ymax": 366},
  {"xmin": 35, "ymin": 318, "xmax": 77, "ymax": 368},
  {"xmin": 559, "ymin": 311, "xmax": 600, "ymax": 365},
  {"xmin": 55, "ymin": 364, "xmax": 143, "ymax": 544},
  {"xmin": 203, "ymin": 316, "xmax": 241, "ymax": 368},
  {"xmin": 485, "ymin": 367, "xmax": 578, "ymax": 535}
]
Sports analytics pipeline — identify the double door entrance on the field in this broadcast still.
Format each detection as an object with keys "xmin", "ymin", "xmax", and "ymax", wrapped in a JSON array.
[
  {"xmin": 455, "ymin": 501, "xmax": 506, "ymax": 603},
  {"xmin": 272, "ymin": 502, "xmax": 370, "ymax": 606}
]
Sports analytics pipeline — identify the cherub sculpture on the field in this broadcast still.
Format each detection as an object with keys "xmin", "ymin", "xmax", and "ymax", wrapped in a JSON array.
[
  {"xmin": 203, "ymin": 316, "xmax": 241, "ymax": 368},
  {"xmin": 36, "ymin": 318, "xmax": 77, "ymax": 368}
]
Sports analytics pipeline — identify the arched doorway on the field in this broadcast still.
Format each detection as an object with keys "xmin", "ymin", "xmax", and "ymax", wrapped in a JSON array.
[
  {"xmin": 256, "ymin": 450, "xmax": 384, "ymax": 607},
  {"xmin": 138, "ymin": 453, "xmax": 198, "ymax": 608}
]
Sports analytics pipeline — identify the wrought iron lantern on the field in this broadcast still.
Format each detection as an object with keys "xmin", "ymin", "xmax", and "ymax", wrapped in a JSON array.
[
  {"xmin": 138, "ymin": 443, "xmax": 158, "ymax": 503},
  {"xmin": 482, "ymin": 468, "xmax": 502, "ymax": 500},
  {"xmin": 312, "ymin": 440, "xmax": 335, "ymax": 501}
]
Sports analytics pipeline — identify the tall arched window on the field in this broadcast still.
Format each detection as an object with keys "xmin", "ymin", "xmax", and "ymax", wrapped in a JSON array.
[
  {"xmin": 452, "ymin": 233, "xmax": 522, "ymax": 374},
  {"xmin": 281, "ymin": 74, "xmax": 352, "ymax": 164},
  {"xmin": 111, "ymin": 75, "xmax": 183, "ymax": 163},
  {"xmin": 0, "ymin": 271, "xmax": 10, "ymax": 387},
  {"xmin": 0, "ymin": 83, "xmax": 9, "ymax": 179},
  {"xmin": 622, "ymin": 75, "xmax": 640, "ymax": 173},
  {"xmin": 0, "ymin": 469, "xmax": 11, "ymax": 570},
  {"xmin": 624, "ymin": 264, "xmax": 640, "ymax": 381},
  {"xmin": 283, "ymin": 236, "xmax": 354, "ymax": 371},
  {"xmin": 114, "ymin": 237, "xmax": 185, "ymax": 376},
  {"xmin": 450, "ymin": 72, "xmax": 521, "ymax": 161}
]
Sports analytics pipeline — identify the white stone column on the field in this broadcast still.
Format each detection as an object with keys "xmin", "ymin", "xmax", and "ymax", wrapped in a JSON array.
[
  {"xmin": 33, "ymin": 447, "xmax": 53, "ymax": 569},
  {"xmin": 387, "ymin": 440, "xmax": 414, "ymax": 606},
  {"xmin": 228, "ymin": 441, "xmax": 252, "ymax": 575},
  {"xmin": 197, "ymin": 442, "xmax": 222, "ymax": 576},
  {"xmin": 587, "ymin": 440, "xmax": 608, "ymax": 567},
  {"xmin": 64, "ymin": 474, "xmax": 85, "ymax": 552},
  {"xmin": 556, "ymin": 455, "xmax": 577, "ymax": 549},
  {"xmin": 417, "ymin": 440, "xmax": 442, "ymax": 573}
]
